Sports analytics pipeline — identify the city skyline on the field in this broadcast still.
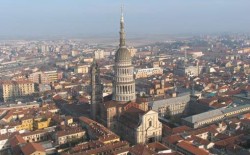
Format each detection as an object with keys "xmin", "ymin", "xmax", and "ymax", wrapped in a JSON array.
[
  {"xmin": 0, "ymin": 1, "xmax": 250, "ymax": 154},
  {"xmin": 1, "ymin": 0, "xmax": 250, "ymax": 39}
]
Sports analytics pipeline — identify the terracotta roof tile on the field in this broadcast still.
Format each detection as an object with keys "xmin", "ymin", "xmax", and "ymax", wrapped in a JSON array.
[
  {"xmin": 21, "ymin": 143, "xmax": 45, "ymax": 155},
  {"xmin": 177, "ymin": 141, "xmax": 209, "ymax": 155}
]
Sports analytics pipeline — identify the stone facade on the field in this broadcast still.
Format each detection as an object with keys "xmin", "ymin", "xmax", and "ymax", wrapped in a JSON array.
[
  {"xmin": 90, "ymin": 61, "xmax": 103, "ymax": 121},
  {"xmin": 112, "ymin": 11, "xmax": 136, "ymax": 102},
  {"xmin": 90, "ymin": 8, "xmax": 162, "ymax": 145},
  {"xmin": 135, "ymin": 67, "xmax": 163, "ymax": 79},
  {"xmin": 1, "ymin": 80, "xmax": 35, "ymax": 102},
  {"xmin": 119, "ymin": 109, "xmax": 162, "ymax": 144},
  {"xmin": 149, "ymin": 92, "xmax": 190, "ymax": 117}
]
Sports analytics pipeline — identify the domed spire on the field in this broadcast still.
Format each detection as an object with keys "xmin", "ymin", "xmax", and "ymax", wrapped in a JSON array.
[
  {"xmin": 120, "ymin": 5, "xmax": 126, "ymax": 48},
  {"xmin": 115, "ymin": 5, "xmax": 131, "ymax": 62},
  {"xmin": 113, "ymin": 5, "xmax": 136, "ymax": 102}
]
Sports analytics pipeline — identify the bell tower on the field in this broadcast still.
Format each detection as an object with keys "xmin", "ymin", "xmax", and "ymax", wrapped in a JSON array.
[{"xmin": 90, "ymin": 60, "xmax": 103, "ymax": 120}]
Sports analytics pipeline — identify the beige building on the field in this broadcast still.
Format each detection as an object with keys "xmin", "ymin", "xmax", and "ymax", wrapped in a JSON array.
[
  {"xmin": 135, "ymin": 67, "xmax": 163, "ymax": 79},
  {"xmin": 74, "ymin": 65, "xmax": 89, "ymax": 74},
  {"xmin": 29, "ymin": 70, "xmax": 60, "ymax": 84},
  {"xmin": 1, "ymin": 80, "xmax": 35, "ymax": 102},
  {"xmin": 238, "ymin": 47, "xmax": 250, "ymax": 53},
  {"xmin": 55, "ymin": 127, "xmax": 86, "ymax": 145},
  {"xmin": 44, "ymin": 70, "xmax": 59, "ymax": 82},
  {"xmin": 119, "ymin": 109, "xmax": 162, "ymax": 144},
  {"xmin": 94, "ymin": 49, "xmax": 104, "ymax": 59},
  {"xmin": 21, "ymin": 130, "xmax": 49, "ymax": 143},
  {"xmin": 28, "ymin": 71, "xmax": 50, "ymax": 84},
  {"xmin": 128, "ymin": 47, "xmax": 137, "ymax": 57},
  {"xmin": 83, "ymin": 58, "xmax": 94, "ymax": 63},
  {"xmin": 61, "ymin": 54, "xmax": 69, "ymax": 60},
  {"xmin": 148, "ymin": 80, "xmax": 166, "ymax": 96},
  {"xmin": 188, "ymin": 51, "xmax": 203, "ymax": 58},
  {"xmin": 152, "ymin": 61, "xmax": 160, "ymax": 68},
  {"xmin": 137, "ymin": 110, "xmax": 162, "ymax": 143},
  {"xmin": 71, "ymin": 50, "xmax": 80, "ymax": 57}
]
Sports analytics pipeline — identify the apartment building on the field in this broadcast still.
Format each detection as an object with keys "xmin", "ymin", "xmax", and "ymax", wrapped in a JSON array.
[
  {"xmin": 182, "ymin": 104, "xmax": 250, "ymax": 128},
  {"xmin": 74, "ymin": 65, "xmax": 89, "ymax": 74},
  {"xmin": 1, "ymin": 80, "xmax": 34, "ymax": 102},
  {"xmin": 135, "ymin": 67, "xmax": 163, "ymax": 79},
  {"xmin": 54, "ymin": 127, "xmax": 86, "ymax": 145},
  {"xmin": 28, "ymin": 70, "xmax": 62, "ymax": 85}
]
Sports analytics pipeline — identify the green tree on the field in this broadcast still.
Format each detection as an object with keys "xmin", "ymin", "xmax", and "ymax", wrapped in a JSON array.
[{"xmin": 165, "ymin": 106, "xmax": 171, "ymax": 119}]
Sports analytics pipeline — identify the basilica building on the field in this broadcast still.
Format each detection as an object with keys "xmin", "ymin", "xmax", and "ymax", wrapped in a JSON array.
[{"xmin": 90, "ymin": 8, "xmax": 162, "ymax": 144}]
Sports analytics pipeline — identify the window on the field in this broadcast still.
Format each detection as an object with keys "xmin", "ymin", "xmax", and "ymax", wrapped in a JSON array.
[{"xmin": 149, "ymin": 120, "xmax": 152, "ymax": 127}]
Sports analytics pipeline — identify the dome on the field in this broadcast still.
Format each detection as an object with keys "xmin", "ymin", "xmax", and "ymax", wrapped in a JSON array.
[{"xmin": 115, "ymin": 47, "xmax": 131, "ymax": 62}]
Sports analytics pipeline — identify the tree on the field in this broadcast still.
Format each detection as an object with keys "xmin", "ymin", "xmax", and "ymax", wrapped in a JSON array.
[{"xmin": 165, "ymin": 106, "xmax": 171, "ymax": 119}]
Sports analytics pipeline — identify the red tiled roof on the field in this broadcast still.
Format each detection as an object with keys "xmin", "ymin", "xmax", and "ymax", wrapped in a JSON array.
[
  {"xmin": 21, "ymin": 143, "xmax": 45, "ymax": 155},
  {"xmin": 188, "ymin": 126, "xmax": 218, "ymax": 136},
  {"xmin": 10, "ymin": 135, "xmax": 26, "ymax": 147},
  {"xmin": 177, "ymin": 141, "xmax": 209, "ymax": 155},
  {"xmin": 147, "ymin": 142, "xmax": 169, "ymax": 152},
  {"xmin": 130, "ymin": 144, "xmax": 155, "ymax": 155},
  {"xmin": 164, "ymin": 135, "xmax": 182, "ymax": 145},
  {"xmin": 214, "ymin": 134, "xmax": 243, "ymax": 149},
  {"xmin": 172, "ymin": 126, "xmax": 192, "ymax": 134},
  {"xmin": 56, "ymin": 127, "xmax": 84, "ymax": 137},
  {"xmin": 243, "ymin": 113, "xmax": 250, "ymax": 119}
]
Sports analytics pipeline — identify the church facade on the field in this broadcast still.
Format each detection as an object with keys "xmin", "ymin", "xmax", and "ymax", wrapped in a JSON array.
[{"xmin": 90, "ymin": 8, "xmax": 162, "ymax": 144}]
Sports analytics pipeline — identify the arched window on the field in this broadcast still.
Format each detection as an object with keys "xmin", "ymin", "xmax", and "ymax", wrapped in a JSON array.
[{"xmin": 149, "ymin": 120, "xmax": 152, "ymax": 127}]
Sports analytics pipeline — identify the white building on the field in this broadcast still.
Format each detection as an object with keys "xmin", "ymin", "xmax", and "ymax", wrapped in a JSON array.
[
  {"xmin": 135, "ymin": 67, "xmax": 163, "ymax": 78},
  {"xmin": 128, "ymin": 47, "xmax": 137, "ymax": 57},
  {"xmin": 94, "ymin": 49, "xmax": 104, "ymax": 59},
  {"xmin": 137, "ymin": 110, "xmax": 162, "ymax": 143},
  {"xmin": 0, "ymin": 134, "xmax": 10, "ymax": 151},
  {"xmin": 119, "ymin": 109, "xmax": 162, "ymax": 144},
  {"xmin": 74, "ymin": 65, "xmax": 90, "ymax": 74}
]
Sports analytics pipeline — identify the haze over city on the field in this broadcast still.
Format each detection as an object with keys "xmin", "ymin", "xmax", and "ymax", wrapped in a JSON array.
[
  {"xmin": 1, "ymin": 0, "xmax": 250, "ymax": 39},
  {"xmin": 0, "ymin": 1, "xmax": 250, "ymax": 155}
]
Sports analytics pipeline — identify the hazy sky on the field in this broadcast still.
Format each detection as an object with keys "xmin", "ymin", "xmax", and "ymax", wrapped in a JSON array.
[{"xmin": 0, "ymin": 0, "xmax": 250, "ymax": 38}]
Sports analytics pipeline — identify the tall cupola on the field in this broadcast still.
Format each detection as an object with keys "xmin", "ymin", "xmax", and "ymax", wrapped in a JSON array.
[{"xmin": 112, "ymin": 6, "xmax": 136, "ymax": 102}]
